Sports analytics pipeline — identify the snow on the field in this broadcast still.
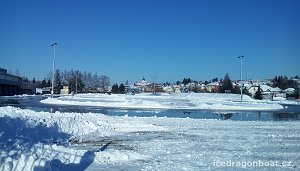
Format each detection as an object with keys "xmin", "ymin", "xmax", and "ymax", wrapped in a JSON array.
[
  {"xmin": 1, "ymin": 106, "xmax": 300, "ymax": 170},
  {"xmin": 40, "ymin": 93, "xmax": 284, "ymax": 111}
]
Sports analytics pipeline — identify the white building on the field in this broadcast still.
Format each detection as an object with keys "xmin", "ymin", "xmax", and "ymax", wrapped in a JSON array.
[
  {"xmin": 163, "ymin": 86, "xmax": 174, "ymax": 93},
  {"xmin": 133, "ymin": 77, "xmax": 153, "ymax": 92},
  {"xmin": 134, "ymin": 77, "xmax": 152, "ymax": 87},
  {"xmin": 205, "ymin": 82, "xmax": 220, "ymax": 93},
  {"xmin": 248, "ymin": 84, "xmax": 285, "ymax": 99}
]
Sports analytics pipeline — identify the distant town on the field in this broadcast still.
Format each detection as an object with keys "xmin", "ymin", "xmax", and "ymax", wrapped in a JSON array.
[{"xmin": 0, "ymin": 67, "xmax": 299, "ymax": 100}]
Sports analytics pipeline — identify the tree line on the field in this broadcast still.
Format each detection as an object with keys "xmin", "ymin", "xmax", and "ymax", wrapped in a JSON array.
[
  {"xmin": 36, "ymin": 69, "xmax": 110, "ymax": 94},
  {"xmin": 111, "ymin": 83, "xmax": 126, "ymax": 94},
  {"xmin": 271, "ymin": 75, "xmax": 299, "ymax": 90},
  {"xmin": 177, "ymin": 73, "xmax": 251, "ymax": 95}
]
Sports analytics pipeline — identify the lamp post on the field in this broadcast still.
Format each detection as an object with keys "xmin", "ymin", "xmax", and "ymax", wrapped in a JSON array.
[
  {"xmin": 238, "ymin": 55, "xmax": 244, "ymax": 102},
  {"xmin": 51, "ymin": 43, "xmax": 57, "ymax": 98},
  {"xmin": 76, "ymin": 72, "xmax": 78, "ymax": 94}
]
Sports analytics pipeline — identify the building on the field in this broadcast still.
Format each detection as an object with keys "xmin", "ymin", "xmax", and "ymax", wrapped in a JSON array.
[
  {"xmin": 134, "ymin": 77, "xmax": 153, "ymax": 92},
  {"xmin": 125, "ymin": 85, "xmax": 143, "ymax": 94},
  {"xmin": 163, "ymin": 86, "xmax": 174, "ymax": 93},
  {"xmin": 0, "ymin": 68, "xmax": 22, "ymax": 96},
  {"xmin": 36, "ymin": 87, "xmax": 51, "ymax": 95},
  {"xmin": 248, "ymin": 86, "xmax": 260, "ymax": 98},
  {"xmin": 21, "ymin": 82, "xmax": 37, "ymax": 95},
  {"xmin": 60, "ymin": 86, "xmax": 69, "ymax": 94},
  {"xmin": 248, "ymin": 85, "xmax": 285, "ymax": 100},
  {"xmin": 205, "ymin": 82, "xmax": 220, "ymax": 93}
]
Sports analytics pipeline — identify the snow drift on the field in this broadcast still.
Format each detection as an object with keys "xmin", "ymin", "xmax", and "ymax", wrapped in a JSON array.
[{"xmin": 41, "ymin": 93, "xmax": 284, "ymax": 111}]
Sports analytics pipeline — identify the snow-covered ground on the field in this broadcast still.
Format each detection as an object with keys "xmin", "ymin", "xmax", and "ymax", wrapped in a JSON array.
[
  {"xmin": 41, "ymin": 93, "xmax": 285, "ymax": 111},
  {"xmin": 1, "ymin": 106, "xmax": 299, "ymax": 170}
]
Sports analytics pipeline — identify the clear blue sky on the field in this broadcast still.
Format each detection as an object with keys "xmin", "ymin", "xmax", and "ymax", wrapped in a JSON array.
[{"xmin": 1, "ymin": 0, "xmax": 299, "ymax": 84}]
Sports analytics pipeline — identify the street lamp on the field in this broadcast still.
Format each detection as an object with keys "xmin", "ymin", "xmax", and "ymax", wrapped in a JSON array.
[
  {"xmin": 51, "ymin": 43, "xmax": 57, "ymax": 98},
  {"xmin": 238, "ymin": 55, "xmax": 244, "ymax": 102},
  {"xmin": 76, "ymin": 72, "xmax": 78, "ymax": 94}
]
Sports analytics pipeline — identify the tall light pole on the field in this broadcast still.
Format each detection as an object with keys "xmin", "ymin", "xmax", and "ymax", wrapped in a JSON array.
[
  {"xmin": 238, "ymin": 55, "xmax": 244, "ymax": 102},
  {"xmin": 51, "ymin": 43, "xmax": 57, "ymax": 98},
  {"xmin": 75, "ymin": 71, "xmax": 78, "ymax": 94}
]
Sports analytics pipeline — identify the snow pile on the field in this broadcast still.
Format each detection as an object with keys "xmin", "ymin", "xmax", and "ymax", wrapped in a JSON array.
[
  {"xmin": 41, "ymin": 93, "xmax": 284, "ymax": 111},
  {"xmin": 0, "ymin": 106, "xmax": 164, "ymax": 170}
]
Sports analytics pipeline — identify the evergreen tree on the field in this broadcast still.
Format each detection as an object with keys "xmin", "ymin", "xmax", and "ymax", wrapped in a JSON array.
[
  {"xmin": 254, "ymin": 86, "xmax": 263, "ymax": 100},
  {"xmin": 119, "ymin": 83, "xmax": 125, "ymax": 94},
  {"xmin": 182, "ymin": 78, "xmax": 191, "ymax": 85},
  {"xmin": 54, "ymin": 69, "xmax": 62, "ymax": 94},
  {"xmin": 112, "ymin": 84, "xmax": 119, "ymax": 94},
  {"xmin": 272, "ymin": 75, "xmax": 298, "ymax": 89},
  {"xmin": 222, "ymin": 73, "xmax": 233, "ymax": 93},
  {"xmin": 41, "ymin": 79, "xmax": 47, "ymax": 88},
  {"xmin": 47, "ymin": 79, "xmax": 51, "ymax": 87},
  {"xmin": 212, "ymin": 77, "xmax": 218, "ymax": 82}
]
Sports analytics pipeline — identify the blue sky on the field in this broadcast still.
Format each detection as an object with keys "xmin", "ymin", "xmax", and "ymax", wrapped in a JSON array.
[{"xmin": 1, "ymin": 0, "xmax": 299, "ymax": 84}]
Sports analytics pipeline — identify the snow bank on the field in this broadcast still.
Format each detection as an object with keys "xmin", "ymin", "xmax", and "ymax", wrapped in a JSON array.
[
  {"xmin": 0, "ymin": 106, "xmax": 165, "ymax": 171},
  {"xmin": 41, "ymin": 93, "xmax": 284, "ymax": 111},
  {"xmin": 1, "ymin": 106, "xmax": 299, "ymax": 170}
]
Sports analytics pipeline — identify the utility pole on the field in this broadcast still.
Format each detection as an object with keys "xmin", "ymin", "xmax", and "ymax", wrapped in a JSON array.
[
  {"xmin": 238, "ymin": 55, "xmax": 244, "ymax": 102},
  {"xmin": 51, "ymin": 43, "xmax": 57, "ymax": 98}
]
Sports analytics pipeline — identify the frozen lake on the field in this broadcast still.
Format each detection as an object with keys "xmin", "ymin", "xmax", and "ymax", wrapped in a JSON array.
[{"xmin": 0, "ymin": 95, "xmax": 300, "ymax": 121}]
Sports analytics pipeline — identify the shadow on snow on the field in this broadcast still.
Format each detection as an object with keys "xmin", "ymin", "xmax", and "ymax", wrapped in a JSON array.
[{"xmin": 0, "ymin": 116, "xmax": 104, "ymax": 171}]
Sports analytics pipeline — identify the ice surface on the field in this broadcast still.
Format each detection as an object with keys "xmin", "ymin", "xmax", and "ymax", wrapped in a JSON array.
[
  {"xmin": 40, "ymin": 93, "xmax": 284, "ymax": 111},
  {"xmin": 0, "ymin": 106, "xmax": 299, "ymax": 170}
]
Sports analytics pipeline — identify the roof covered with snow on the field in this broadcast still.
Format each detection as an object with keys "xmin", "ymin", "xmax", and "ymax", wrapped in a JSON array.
[{"xmin": 260, "ymin": 85, "xmax": 281, "ymax": 92}]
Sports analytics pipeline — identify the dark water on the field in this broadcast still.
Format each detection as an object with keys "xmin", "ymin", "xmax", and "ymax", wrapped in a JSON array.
[{"xmin": 0, "ymin": 96, "xmax": 300, "ymax": 121}]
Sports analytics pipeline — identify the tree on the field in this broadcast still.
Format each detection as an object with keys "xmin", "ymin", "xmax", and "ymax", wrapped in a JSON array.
[
  {"xmin": 99, "ymin": 75, "xmax": 110, "ymax": 88},
  {"xmin": 254, "ymin": 86, "xmax": 263, "ymax": 100},
  {"xmin": 222, "ymin": 73, "xmax": 233, "ymax": 93},
  {"xmin": 111, "ymin": 84, "xmax": 119, "ymax": 94},
  {"xmin": 182, "ymin": 78, "xmax": 191, "ymax": 85},
  {"xmin": 47, "ymin": 79, "xmax": 51, "ymax": 87},
  {"xmin": 119, "ymin": 83, "xmax": 125, "ymax": 94},
  {"xmin": 54, "ymin": 69, "xmax": 62, "ymax": 94},
  {"xmin": 22, "ymin": 76, "xmax": 29, "ymax": 82},
  {"xmin": 67, "ymin": 70, "xmax": 84, "ymax": 93},
  {"xmin": 272, "ymin": 75, "xmax": 298, "ymax": 89},
  {"xmin": 212, "ymin": 77, "xmax": 218, "ymax": 82},
  {"xmin": 41, "ymin": 79, "xmax": 47, "ymax": 88},
  {"xmin": 43, "ymin": 69, "xmax": 110, "ymax": 93}
]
